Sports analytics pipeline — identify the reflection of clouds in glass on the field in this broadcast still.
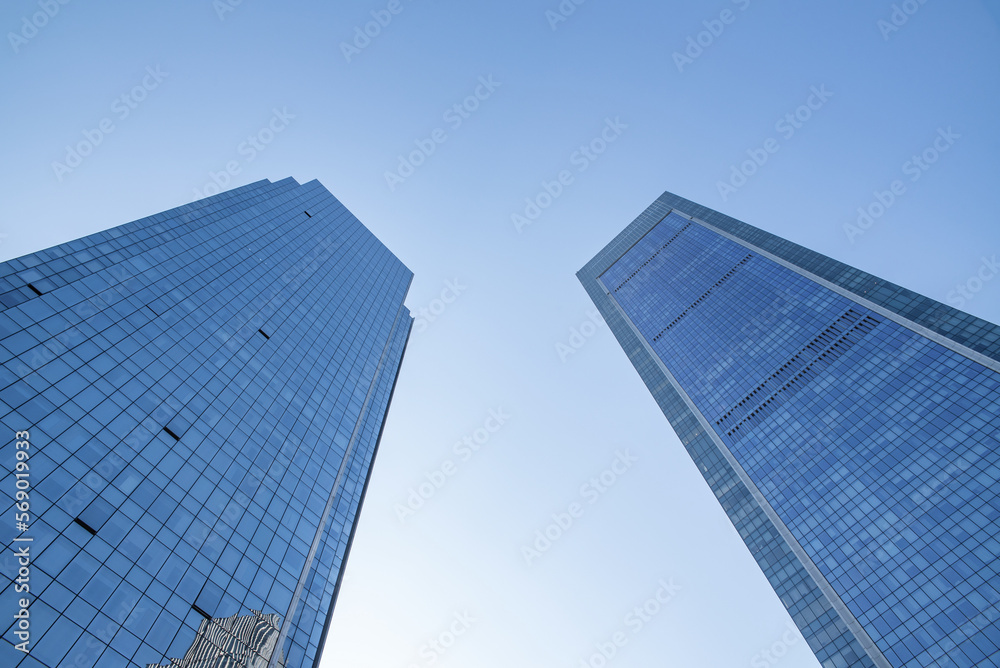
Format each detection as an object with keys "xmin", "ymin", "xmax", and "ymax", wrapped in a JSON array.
[{"xmin": 147, "ymin": 610, "xmax": 285, "ymax": 668}]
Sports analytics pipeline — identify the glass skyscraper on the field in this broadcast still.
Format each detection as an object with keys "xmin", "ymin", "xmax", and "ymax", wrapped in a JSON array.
[
  {"xmin": 0, "ymin": 178, "xmax": 412, "ymax": 668},
  {"xmin": 578, "ymin": 192, "xmax": 1000, "ymax": 668}
]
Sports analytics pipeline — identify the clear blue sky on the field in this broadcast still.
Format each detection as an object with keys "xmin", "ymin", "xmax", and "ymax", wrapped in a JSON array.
[{"xmin": 3, "ymin": 1, "xmax": 1000, "ymax": 666}]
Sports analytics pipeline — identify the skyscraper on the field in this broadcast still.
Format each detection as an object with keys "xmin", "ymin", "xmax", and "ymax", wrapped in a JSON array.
[
  {"xmin": 578, "ymin": 192, "xmax": 1000, "ymax": 668},
  {"xmin": 0, "ymin": 178, "xmax": 412, "ymax": 668}
]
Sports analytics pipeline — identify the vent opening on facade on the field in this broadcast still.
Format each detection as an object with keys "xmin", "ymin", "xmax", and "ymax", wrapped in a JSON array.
[
  {"xmin": 27, "ymin": 283, "xmax": 43, "ymax": 296},
  {"xmin": 613, "ymin": 222, "xmax": 692, "ymax": 293},
  {"xmin": 191, "ymin": 604, "xmax": 211, "ymax": 619},
  {"xmin": 74, "ymin": 518, "xmax": 97, "ymax": 536},
  {"xmin": 258, "ymin": 328, "xmax": 270, "ymax": 340},
  {"xmin": 715, "ymin": 309, "xmax": 864, "ymax": 427},
  {"xmin": 163, "ymin": 426, "xmax": 181, "ymax": 441},
  {"xmin": 651, "ymin": 254, "xmax": 753, "ymax": 342},
  {"xmin": 717, "ymin": 310, "xmax": 881, "ymax": 440}
]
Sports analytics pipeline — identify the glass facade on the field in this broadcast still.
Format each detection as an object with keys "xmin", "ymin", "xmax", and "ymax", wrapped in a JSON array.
[
  {"xmin": 579, "ymin": 193, "xmax": 1000, "ymax": 668},
  {"xmin": 0, "ymin": 177, "xmax": 413, "ymax": 668}
]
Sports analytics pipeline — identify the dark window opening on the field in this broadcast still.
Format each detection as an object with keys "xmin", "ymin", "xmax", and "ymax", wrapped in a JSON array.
[
  {"xmin": 147, "ymin": 305, "xmax": 159, "ymax": 316},
  {"xmin": 163, "ymin": 426, "xmax": 181, "ymax": 441},
  {"xmin": 304, "ymin": 210, "xmax": 312, "ymax": 218},
  {"xmin": 27, "ymin": 283, "xmax": 43, "ymax": 296},
  {"xmin": 74, "ymin": 518, "xmax": 97, "ymax": 536},
  {"xmin": 258, "ymin": 328, "xmax": 270, "ymax": 340},
  {"xmin": 191, "ymin": 604, "xmax": 211, "ymax": 619}
]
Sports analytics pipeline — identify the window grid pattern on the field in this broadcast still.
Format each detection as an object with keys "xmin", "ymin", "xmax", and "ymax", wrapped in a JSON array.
[
  {"xmin": 582, "ymin": 198, "xmax": 1000, "ymax": 668},
  {"xmin": 579, "ymin": 204, "xmax": 878, "ymax": 668},
  {"xmin": 0, "ymin": 178, "xmax": 412, "ymax": 668},
  {"xmin": 650, "ymin": 193, "xmax": 1000, "ymax": 366},
  {"xmin": 283, "ymin": 311, "xmax": 409, "ymax": 667}
]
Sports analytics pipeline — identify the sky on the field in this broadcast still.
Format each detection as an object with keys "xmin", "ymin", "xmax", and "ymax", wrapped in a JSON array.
[{"xmin": 2, "ymin": 1, "xmax": 1000, "ymax": 667}]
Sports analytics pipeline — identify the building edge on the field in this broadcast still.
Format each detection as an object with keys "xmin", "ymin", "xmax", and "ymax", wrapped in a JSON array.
[
  {"xmin": 311, "ymin": 312, "xmax": 413, "ymax": 668},
  {"xmin": 575, "ymin": 194, "xmax": 912, "ymax": 668}
]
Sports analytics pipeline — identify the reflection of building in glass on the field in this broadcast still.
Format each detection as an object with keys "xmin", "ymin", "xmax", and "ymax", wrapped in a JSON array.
[
  {"xmin": 0, "ymin": 178, "xmax": 412, "ymax": 668},
  {"xmin": 147, "ymin": 611, "xmax": 285, "ymax": 668},
  {"xmin": 579, "ymin": 192, "xmax": 1000, "ymax": 668}
]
